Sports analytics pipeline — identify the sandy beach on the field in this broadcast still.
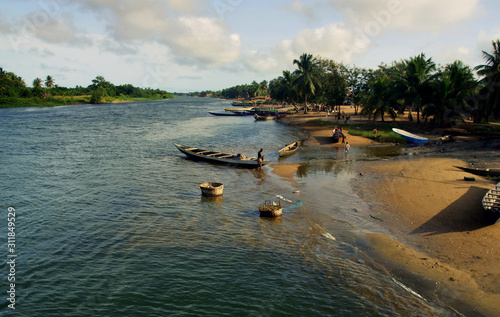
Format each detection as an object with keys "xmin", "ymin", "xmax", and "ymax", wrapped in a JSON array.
[{"xmin": 272, "ymin": 109, "xmax": 500, "ymax": 316}]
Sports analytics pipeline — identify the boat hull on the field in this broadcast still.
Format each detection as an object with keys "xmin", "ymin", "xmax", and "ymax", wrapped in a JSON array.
[
  {"xmin": 174, "ymin": 143, "xmax": 269, "ymax": 168},
  {"xmin": 208, "ymin": 111, "xmax": 251, "ymax": 116},
  {"xmin": 454, "ymin": 166, "xmax": 500, "ymax": 177},
  {"xmin": 254, "ymin": 114, "xmax": 275, "ymax": 120},
  {"xmin": 331, "ymin": 132, "xmax": 344, "ymax": 143},
  {"xmin": 278, "ymin": 141, "xmax": 299, "ymax": 157},
  {"xmin": 392, "ymin": 128, "xmax": 429, "ymax": 144}
]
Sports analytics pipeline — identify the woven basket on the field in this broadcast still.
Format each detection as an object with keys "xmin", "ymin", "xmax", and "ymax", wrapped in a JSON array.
[
  {"xmin": 258, "ymin": 201, "xmax": 282, "ymax": 217},
  {"xmin": 200, "ymin": 182, "xmax": 224, "ymax": 197}
]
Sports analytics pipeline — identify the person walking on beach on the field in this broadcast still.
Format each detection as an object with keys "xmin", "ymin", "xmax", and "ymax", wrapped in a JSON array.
[{"xmin": 257, "ymin": 148, "xmax": 264, "ymax": 170}]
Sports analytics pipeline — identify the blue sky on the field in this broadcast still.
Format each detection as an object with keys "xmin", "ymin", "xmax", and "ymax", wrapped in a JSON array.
[{"xmin": 1, "ymin": 0, "xmax": 500, "ymax": 92}]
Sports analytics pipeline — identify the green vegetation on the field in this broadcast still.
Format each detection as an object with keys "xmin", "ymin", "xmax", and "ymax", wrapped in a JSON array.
[
  {"xmin": 0, "ymin": 69, "xmax": 174, "ymax": 108},
  {"xmin": 306, "ymin": 119, "xmax": 406, "ymax": 143},
  {"xmin": 195, "ymin": 39, "xmax": 500, "ymax": 127}
]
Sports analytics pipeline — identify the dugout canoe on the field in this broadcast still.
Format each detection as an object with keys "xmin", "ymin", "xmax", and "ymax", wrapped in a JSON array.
[
  {"xmin": 278, "ymin": 141, "xmax": 299, "ymax": 157},
  {"xmin": 174, "ymin": 143, "xmax": 269, "ymax": 168},
  {"xmin": 454, "ymin": 166, "xmax": 500, "ymax": 177}
]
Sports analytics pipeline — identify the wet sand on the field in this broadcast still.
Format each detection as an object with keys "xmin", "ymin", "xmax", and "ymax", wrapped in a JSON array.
[{"xmin": 271, "ymin": 110, "xmax": 500, "ymax": 316}]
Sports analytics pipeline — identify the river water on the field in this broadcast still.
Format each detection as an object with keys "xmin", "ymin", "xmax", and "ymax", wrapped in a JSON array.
[{"xmin": 0, "ymin": 97, "xmax": 458, "ymax": 316}]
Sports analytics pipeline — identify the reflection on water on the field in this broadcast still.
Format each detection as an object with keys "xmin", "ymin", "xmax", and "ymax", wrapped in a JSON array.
[{"xmin": 0, "ymin": 98, "xmax": 458, "ymax": 316}]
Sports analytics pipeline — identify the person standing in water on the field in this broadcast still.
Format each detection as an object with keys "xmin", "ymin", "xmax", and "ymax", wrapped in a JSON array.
[
  {"xmin": 344, "ymin": 142, "xmax": 350, "ymax": 152},
  {"xmin": 257, "ymin": 148, "xmax": 264, "ymax": 170}
]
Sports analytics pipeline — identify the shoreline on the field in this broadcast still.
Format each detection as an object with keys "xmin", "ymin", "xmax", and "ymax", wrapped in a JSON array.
[{"xmin": 271, "ymin": 111, "xmax": 500, "ymax": 316}]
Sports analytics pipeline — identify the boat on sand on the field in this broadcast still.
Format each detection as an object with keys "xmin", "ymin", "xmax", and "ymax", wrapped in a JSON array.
[
  {"xmin": 454, "ymin": 166, "xmax": 500, "ymax": 177},
  {"xmin": 331, "ymin": 131, "xmax": 345, "ymax": 143},
  {"xmin": 278, "ymin": 141, "xmax": 299, "ymax": 157},
  {"xmin": 392, "ymin": 128, "xmax": 429, "ymax": 144},
  {"xmin": 174, "ymin": 143, "xmax": 269, "ymax": 168},
  {"xmin": 483, "ymin": 182, "xmax": 500, "ymax": 212}
]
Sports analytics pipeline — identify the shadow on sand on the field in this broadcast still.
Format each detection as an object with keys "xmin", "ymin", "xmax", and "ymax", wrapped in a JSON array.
[
  {"xmin": 410, "ymin": 186, "xmax": 500, "ymax": 236},
  {"xmin": 313, "ymin": 136, "xmax": 336, "ymax": 145}
]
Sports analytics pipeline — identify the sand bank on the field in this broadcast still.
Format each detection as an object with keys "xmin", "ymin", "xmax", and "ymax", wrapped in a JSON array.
[
  {"xmin": 271, "ymin": 111, "xmax": 500, "ymax": 316},
  {"xmin": 361, "ymin": 158, "xmax": 500, "ymax": 316}
]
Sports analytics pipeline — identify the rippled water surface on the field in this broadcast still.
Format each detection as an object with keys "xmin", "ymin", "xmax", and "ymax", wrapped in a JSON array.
[{"xmin": 1, "ymin": 97, "xmax": 455, "ymax": 316}]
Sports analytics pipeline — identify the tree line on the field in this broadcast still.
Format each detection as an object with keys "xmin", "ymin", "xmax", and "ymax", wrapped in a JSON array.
[
  {"xmin": 0, "ymin": 70, "xmax": 173, "ymax": 106},
  {"xmin": 198, "ymin": 39, "xmax": 500, "ymax": 125}
]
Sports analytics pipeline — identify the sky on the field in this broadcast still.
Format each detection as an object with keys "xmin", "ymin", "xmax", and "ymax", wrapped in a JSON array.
[{"xmin": 1, "ymin": 0, "xmax": 500, "ymax": 93}]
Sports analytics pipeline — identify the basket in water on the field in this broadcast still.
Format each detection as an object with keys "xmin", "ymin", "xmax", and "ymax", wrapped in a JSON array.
[
  {"xmin": 200, "ymin": 182, "xmax": 224, "ymax": 197},
  {"xmin": 258, "ymin": 201, "xmax": 282, "ymax": 217}
]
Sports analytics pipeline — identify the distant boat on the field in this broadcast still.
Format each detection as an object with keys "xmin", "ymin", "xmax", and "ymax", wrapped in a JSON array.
[
  {"xmin": 254, "ymin": 114, "xmax": 275, "ymax": 121},
  {"xmin": 224, "ymin": 107, "xmax": 254, "ymax": 112},
  {"xmin": 174, "ymin": 143, "xmax": 269, "ymax": 168},
  {"xmin": 392, "ymin": 128, "xmax": 429, "ymax": 144},
  {"xmin": 483, "ymin": 182, "xmax": 500, "ymax": 212},
  {"xmin": 278, "ymin": 141, "xmax": 299, "ymax": 157},
  {"xmin": 208, "ymin": 111, "xmax": 252, "ymax": 116},
  {"xmin": 454, "ymin": 166, "xmax": 500, "ymax": 177}
]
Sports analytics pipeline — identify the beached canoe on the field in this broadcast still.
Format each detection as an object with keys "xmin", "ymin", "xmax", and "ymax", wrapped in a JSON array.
[
  {"xmin": 454, "ymin": 166, "xmax": 500, "ymax": 177},
  {"xmin": 392, "ymin": 128, "xmax": 429, "ymax": 144},
  {"xmin": 331, "ymin": 132, "xmax": 345, "ymax": 143},
  {"xmin": 174, "ymin": 143, "xmax": 269, "ymax": 168},
  {"xmin": 483, "ymin": 182, "xmax": 500, "ymax": 212},
  {"xmin": 278, "ymin": 141, "xmax": 299, "ymax": 157}
]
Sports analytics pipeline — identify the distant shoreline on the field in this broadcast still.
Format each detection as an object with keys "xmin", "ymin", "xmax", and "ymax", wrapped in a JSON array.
[{"xmin": 0, "ymin": 95, "xmax": 175, "ymax": 109}]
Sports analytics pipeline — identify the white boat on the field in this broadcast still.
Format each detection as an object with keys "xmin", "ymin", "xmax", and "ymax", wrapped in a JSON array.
[
  {"xmin": 483, "ymin": 182, "xmax": 500, "ymax": 212},
  {"xmin": 392, "ymin": 128, "xmax": 429, "ymax": 144}
]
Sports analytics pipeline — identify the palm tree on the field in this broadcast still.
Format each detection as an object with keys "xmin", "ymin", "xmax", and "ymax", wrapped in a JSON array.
[
  {"xmin": 426, "ymin": 61, "xmax": 477, "ymax": 124},
  {"xmin": 45, "ymin": 75, "xmax": 54, "ymax": 88},
  {"xmin": 397, "ymin": 53, "xmax": 436, "ymax": 123},
  {"xmin": 293, "ymin": 53, "xmax": 321, "ymax": 113},
  {"xmin": 33, "ymin": 78, "xmax": 42, "ymax": 88},
  {"xmin": 474, "ymin": 39, "xmax": 500, "ymax": 122},
  {"xmin": 361, "ymin": 75, "xmax": 397, "ymax": 122},
  {"xmin": 269, "ymin": 70, "xmax": 297, "ymax": 107}
]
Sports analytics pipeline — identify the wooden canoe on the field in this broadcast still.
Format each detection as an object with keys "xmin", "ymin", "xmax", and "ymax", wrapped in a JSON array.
[
  {"xmin": 454, "ymin": 166, "xmax": 500, "ymax": 177},
  {"xmin": 278, "ymin": 141, "xmax": 299, "ymax": 157},
  {"xmin": 174, "ymin": 143, "xmax": 269, "ymax": 168},
  {"xmin": 482, "ymin": 182, "xmax": 500, "ymax": 212},
  {"xmin": 392, "ymin": 128, "xmax": 429, "ymax": 144},
  {"xmin": 331, "ymin": 132, "xmax": 345, "ymax": 143}
]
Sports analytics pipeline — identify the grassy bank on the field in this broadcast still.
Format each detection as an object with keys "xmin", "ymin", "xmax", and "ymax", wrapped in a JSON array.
[
  {"xmin": 306, "ymin": 119, "xmax": 407, "ymax": 143},
  {"xmin": 0, "ymin": 94, "xmax": 175, "ymax": 108}
]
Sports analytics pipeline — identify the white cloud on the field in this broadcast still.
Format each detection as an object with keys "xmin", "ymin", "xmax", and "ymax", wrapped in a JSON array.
[
  {"xmin": 167, "ymin": 17, "xmax": 241, "ymax": 65},
  {"xmin": 327, "ymin": 0, "xmax": 479, "ymax": 32},
  {"xmin": 244, "ymin": 23, "xmax": 359, "ymax": 73},
  {"xmin": 284, "ymin": 1, "xmax": 316, "ymax": 20},
  {"xmin": 72, "ymin": 0, "xmax": 241, "ymax": 66}
]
